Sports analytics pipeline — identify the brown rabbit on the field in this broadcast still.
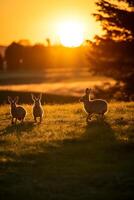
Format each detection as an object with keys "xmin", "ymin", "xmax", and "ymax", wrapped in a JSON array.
[
  {"xmin": 8, "ymin": 96, "xmax": 26, "ymax": 124},
  {"xmin": 31, "ymin": 94, "xmax": 44, "ymax": 123},
  {"xmin": 80, "ymin": 88, "xmax": 108, "ymax": 122}
]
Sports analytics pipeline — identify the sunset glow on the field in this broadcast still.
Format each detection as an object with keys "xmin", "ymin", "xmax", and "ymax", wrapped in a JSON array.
[
  {"xmin": 0, "ymin": 0, "xmax": 102, "ymax": 45},
  {"xmin": 57, "ymin": 21, "xmax": 84, "ymax": 47}
]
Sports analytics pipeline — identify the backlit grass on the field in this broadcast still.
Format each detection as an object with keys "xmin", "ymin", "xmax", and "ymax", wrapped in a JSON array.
[{"xmin": 0, "ymin": 102, "xmax": 134, "ymax": 199}]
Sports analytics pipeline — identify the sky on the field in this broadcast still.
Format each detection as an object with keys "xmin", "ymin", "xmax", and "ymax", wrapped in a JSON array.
[{"xmin": 0, "ymin": 0, "xmax": 102, "ymax": 45}]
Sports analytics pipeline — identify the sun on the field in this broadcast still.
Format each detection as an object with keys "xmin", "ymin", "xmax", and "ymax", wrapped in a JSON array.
[{"xmin": 57, "ymin": 21, "xmax": 84, "ymax": 47}]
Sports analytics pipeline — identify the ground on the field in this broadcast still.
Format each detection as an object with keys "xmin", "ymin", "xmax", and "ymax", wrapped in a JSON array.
[{"xmin": 0, "ymin": 102, "xmax": 134, "ymax": 200}]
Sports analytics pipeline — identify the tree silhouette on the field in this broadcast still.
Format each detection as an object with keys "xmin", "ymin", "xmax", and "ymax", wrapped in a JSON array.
[
  {"xmin": 5, "ymin": 42, "xmax": 24, "ymax": 70},
  {"xmin": 94, "ymin": 0, "xmax": 134, "ymax": 40},
  {"xmin": 5, "ymin": 42, "xmax": 51, "ymax": 71},
  {"xmin": 89, "ymin": 0, "xmax": 134, "ymax": 97}
]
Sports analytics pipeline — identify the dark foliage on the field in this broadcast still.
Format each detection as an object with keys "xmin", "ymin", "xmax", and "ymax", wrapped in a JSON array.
[
  {"xmin": 5, "ymin": 42, "xmax": 24, "ymax": 70},
  {"xmin": 94, "ymin": 0, "xmax": 134, "ymax": 40},
  {"xmin": 89, "ymin": 0, "xmax": 134, "ymax": 97},
  {"xmin": 4, "ymin": 42, "xmax": 88, "ymax": 71}
]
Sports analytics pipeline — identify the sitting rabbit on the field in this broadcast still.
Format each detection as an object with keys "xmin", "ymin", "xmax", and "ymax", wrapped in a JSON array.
[
  {"xmin": 8, "ymin": 96, "xmax": 26, "ymax": 124},
  {"xmin": 31, "ymin": 93, "xmax": 44, "ymax": 123},
  {"xmin": 80, "ymin": 88, "xmax": 108, "ymax": 122}
]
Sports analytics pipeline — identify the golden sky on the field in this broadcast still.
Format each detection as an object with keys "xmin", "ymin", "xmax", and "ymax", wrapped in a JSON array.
[{"xmin": 0, "ymin": 0, "xmax": 102, "ymax": 45}]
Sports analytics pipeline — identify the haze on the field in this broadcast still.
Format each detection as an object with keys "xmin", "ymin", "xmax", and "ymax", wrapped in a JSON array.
[{"xmin": 0, "ymin": 0, "xmax": 102, "ymax": 45}]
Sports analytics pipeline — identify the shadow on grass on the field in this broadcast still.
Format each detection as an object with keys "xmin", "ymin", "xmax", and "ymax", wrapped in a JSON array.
[
  {"xmin": 1, "ymin": 119, "xmax": 134, "ymax": 200},
  {"xmin": 0, "ymin": 121, "xmax": 35, "ymax": 137},
  {"xmin": 63, "ymin": 119, "xmax": 117, "ymax": 146},
  {"xmin": 85, "ymin": 120, "xmax": 116, "ymax": 142},
  {"xmin": 84, "ymin": 119, "xmax": 134, "ymax": 154}
]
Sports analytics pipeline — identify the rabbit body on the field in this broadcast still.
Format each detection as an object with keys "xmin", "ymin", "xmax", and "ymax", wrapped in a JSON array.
[
  {"xmin": 32, "ymin": 94, "xmax": 44, "ymax": 123},
  {"xmin": 11, "ymin": 106, "xmax": 26, "ymax": 120},
  {"xmin": 80, "ymin": 88, "xmax": 108, "ymax": 122},
  {"xmin": 33, "ymin": 104, "xmax": 44, "ymax": 118},
  {"xmin": 84, "ymin": 99, "xmax": 107, "ymax": 115},
  {"xmin": 8, "ymin": 96, "xmax": 26, "ymax": 124}
]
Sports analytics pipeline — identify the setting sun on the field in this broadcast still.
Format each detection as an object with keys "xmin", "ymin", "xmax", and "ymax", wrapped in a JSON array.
[{"xmin": 57, "ymin": 21, "xmax": 84, "ymax": 47}]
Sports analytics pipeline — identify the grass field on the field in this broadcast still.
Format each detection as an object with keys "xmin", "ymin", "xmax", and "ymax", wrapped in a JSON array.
[{"xmin": 0, "ymin": 102, "xmax": 134, "ymax": 200}]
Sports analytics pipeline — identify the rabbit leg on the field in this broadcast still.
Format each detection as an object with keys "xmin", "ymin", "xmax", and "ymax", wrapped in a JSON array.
[
  {"xmin": 11, "ymin": 117, "xmax": 14, "ymax": 124},
  {"xmin": 86, "ymin": 114, "xmax": 92, "ymax": 122},
  {"xmin": 100, "ymin": 113, "xmax": 104, "ymax": 118},
  {"xmin": 21, "ymin": 119, "xmax": 24, "ymax": 124},
  {"xmin": 39, "ymin": 116, "xmax": 42, "ymax": 124},
  {"xmin": 34, "ymin": 116, "xmax": 37, "ymax": 123},
  {"xmin": 14, "ymin": 118, "xmax": 17, "ymax": 124}
]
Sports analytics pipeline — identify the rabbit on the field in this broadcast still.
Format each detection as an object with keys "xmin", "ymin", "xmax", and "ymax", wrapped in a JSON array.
[
  {"xmin": 79, "ymin": 88, "xmax": 108, "ymax": 122},
  {"xmin": 31, "ymin": 93, "xmax": 44, "ymax": 123},
  {"xmin": 8, "ymin": 96, "xmax": 26, "ymax": 124}
]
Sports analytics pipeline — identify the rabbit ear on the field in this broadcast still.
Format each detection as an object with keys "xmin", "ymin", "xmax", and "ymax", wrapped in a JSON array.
[
  {"xmin": 14, "ymin": 96, "xmax": 19, "ymax": 103},
  {"xmin": 8, "ymin": 96, "xmax": 12, "ymax": 103},
  {"xmin": 39, "ymin": 93, "xmax": 42, "ymax": 100},
  {"xmin": 31, "ymin": 94, "xmax": 35, "ymax": 101},
  {"xmin": 85, "ymin": 88, "xmax": 91, "ymax": 94}
]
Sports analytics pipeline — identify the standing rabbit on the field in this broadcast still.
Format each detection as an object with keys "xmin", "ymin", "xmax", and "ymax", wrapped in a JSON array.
[
  {"xmin": 80, "ymin": 88, "xmax": 108, "ymax": 122},
  {"xmin": 31, "ymin": 93, "xmax": 44, "ymax": 123},
  {"xmin": 8, "ymin": 96, "xmax": 26, "ymax": 124}
]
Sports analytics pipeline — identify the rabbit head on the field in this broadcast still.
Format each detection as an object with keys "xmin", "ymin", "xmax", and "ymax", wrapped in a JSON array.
[
  {"xmin": 31, "ymin": 93, "xmax": 42, "ymax": 106},
  {"xmin": 85, "ymin": 88, "xmax": 91, "ymax": 95},
  {"xmin": 8, "ymin": 96, "xmax": 19, "ymax": 107},
  {"xmin": 79, "ymin": 88, "xmax": 91, "ymax": 102}
]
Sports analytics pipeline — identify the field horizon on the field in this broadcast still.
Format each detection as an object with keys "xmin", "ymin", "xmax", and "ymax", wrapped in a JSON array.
[{"xmin": 0, "ymin": 70, "xmax": 116, "ymax": 105}]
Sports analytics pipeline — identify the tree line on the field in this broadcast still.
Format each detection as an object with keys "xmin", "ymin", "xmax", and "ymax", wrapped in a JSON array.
[{"xmin": 0, "ymin": 43, "xmax": 89, "ymax": 71}]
